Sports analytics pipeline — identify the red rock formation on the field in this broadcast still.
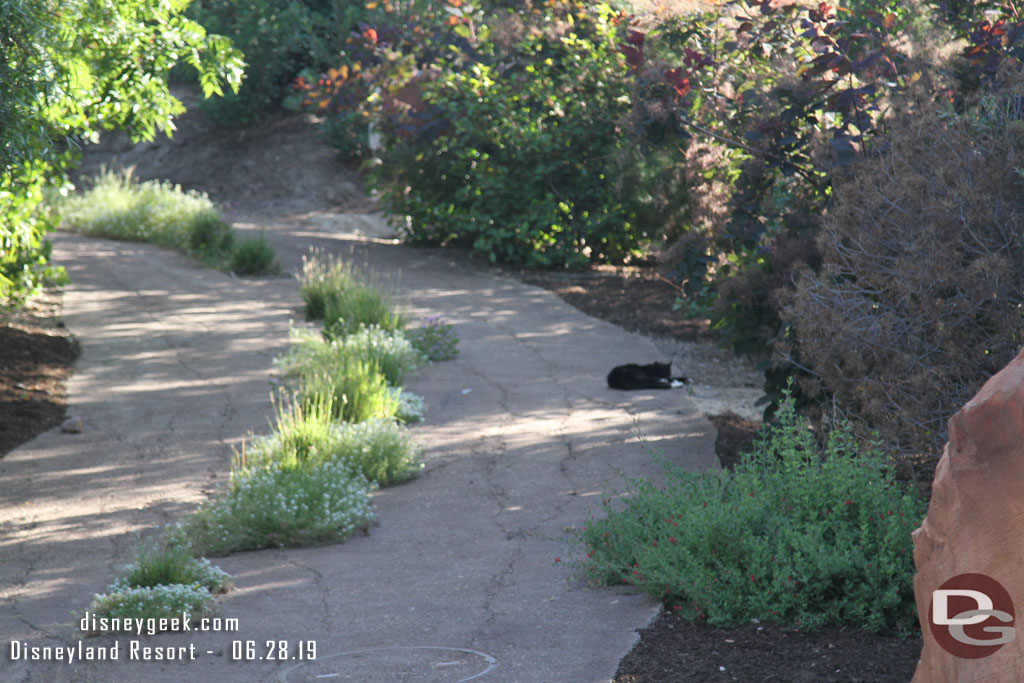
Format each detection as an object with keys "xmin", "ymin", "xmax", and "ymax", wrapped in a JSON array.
[{"xmin": 912, "ymin": 347, "xmax": 1024, "ymax": 681}]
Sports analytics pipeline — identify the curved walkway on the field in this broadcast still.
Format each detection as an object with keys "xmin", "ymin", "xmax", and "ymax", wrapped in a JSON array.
[{"xmin": 1, "ymin": 215, "xmax": 716, "ymax": 682}]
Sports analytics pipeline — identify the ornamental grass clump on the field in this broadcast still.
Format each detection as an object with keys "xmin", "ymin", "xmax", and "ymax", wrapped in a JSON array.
[
  {"xmin": 238, "ymin": 395, "xmax": 421, "ymax": 486},
  {"xmin": 297, "ymin": 249, "xmax": 405, "ymax": 335},
  {"xmin": 118, "ymin": 528, "xmax": 232, "ymax": 593},
  {"xmin": 577, "ymin": 393, "xmax": 926, "ymax": 635},
  {"xmin": 295, "ymin": 361, "xmax": 400, "ymax": 424},
  {"xmin": 229, "ymin": 231, "xmax": 280, "ymax": 275}
]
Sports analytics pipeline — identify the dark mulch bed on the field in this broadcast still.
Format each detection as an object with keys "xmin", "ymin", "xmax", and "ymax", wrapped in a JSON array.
[
  {"xmin": 616, "ymin": 612, "xmax": 921, "ymax": 682},
  {"xmin": 0, "ymin": 291, "xmax": 79, "ymax": 457},
  {"xmin": 516, "ymin": 265, "xmax": 707, "ymax": 342},
  {"xmin": 707, "ymin": 412, "xmax": 761, "ymax": 472}
]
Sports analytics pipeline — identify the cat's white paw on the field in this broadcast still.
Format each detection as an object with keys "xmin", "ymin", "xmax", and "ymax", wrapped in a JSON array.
[{"xmin": 670, "ymin": 379, "xmax": 686, "ymax": 388}]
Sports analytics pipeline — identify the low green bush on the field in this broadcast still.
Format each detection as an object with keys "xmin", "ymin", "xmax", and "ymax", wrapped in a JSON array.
[
  {"xmin": 325, "ymin": 417, "xmax": 422, "ymax": 486},
  {"xmin": 189, "ymin": 210, "xmax": 235, "ymax": 261},
  {"xmin": 322, "ymin": 289, "xmax": 405, "ymax": 339},
  {"xmin": 230, "ymin": 231, "xmax": 280, "ymax": 275},
  {"xmin": 241, "ymin": 393, "xmax": 420, "ymax": 485},
  {"xmin": 406, "ymin": 316, "xmax": 459, "ymax": 362},
  {"xmin": 117, "ymin": 529, "xmax": 231, "ymax": 594},
  {"xmin": 576, "ymin": 394, "xmax": 926, "ymax": 635}
]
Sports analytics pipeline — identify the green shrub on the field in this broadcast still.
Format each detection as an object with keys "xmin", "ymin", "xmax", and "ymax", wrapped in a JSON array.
[
  {"xmin": 321, "ymin": 108, "xmax": 373, "ymax": 162},
  {"xmin": 277, "ymin": 324, "xmax": 422, "ymax": 388},
  {"xmin": 230, "ymin": 231, "xmax": 280, "ymax": 275},
  {"xmin": 576, "ymin": 395, "xmax": 926, "ymax": 635},
  {"xmin": 184, "ymin": 459, "xmax": 375, "ymax": 556},
  {"xmin": 369, "ymin": 5, "xmax": 657, "ymax": 268},
  {"xmin": 406, "ymin": 316, "xmax": 459, "ymax": 361},
  {"xmin": 296, "ymin": 1, "xmax": 691, "ymax": 268},
  {"xmin": 189, "ymin": 210, "xmax": 235, "ymax": 261},
  {"xmin": 184, "ymin": 0, "xmax": 361, "ymax": 126},
  {"xmin": 324, "ymin": 417, "xmax": 421, "ymax": 486},
  {"xmin": 240, "ymin": 412, "xmax": 420, "ymax": 487}
]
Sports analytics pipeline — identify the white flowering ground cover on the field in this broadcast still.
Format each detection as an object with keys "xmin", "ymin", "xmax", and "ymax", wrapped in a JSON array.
[
  {"xmin": 86, "ymin": 536, "xmax": 233, "ymax": 629},
  {"xmin": 184, "ymin": 460, "xmax": 376, "ymax": 556}
]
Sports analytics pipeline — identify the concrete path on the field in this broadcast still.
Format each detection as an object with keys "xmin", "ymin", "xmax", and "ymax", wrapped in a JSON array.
[{"xmin": 1, "ymin": 214, "xmax": 716, "ymax": 682}]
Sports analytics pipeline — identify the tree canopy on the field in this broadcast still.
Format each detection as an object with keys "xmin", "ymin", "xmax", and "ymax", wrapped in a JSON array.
[{"xmin": 0, "ymin": 0, "xmax": 243, "ymax": 305}]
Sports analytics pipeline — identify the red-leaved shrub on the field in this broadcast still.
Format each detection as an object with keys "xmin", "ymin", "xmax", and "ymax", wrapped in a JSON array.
[{"xmin": 780, "ymin": 84, "xmax": 1024, "ymax": 455}]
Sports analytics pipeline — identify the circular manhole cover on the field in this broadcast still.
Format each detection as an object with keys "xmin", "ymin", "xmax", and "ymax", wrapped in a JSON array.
[{"xmin": 277, "ymin": 646, "xmax": 498, "ymax": 682}]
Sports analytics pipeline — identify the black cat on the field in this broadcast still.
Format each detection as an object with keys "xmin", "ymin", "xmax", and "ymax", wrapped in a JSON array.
[{"xmin": 607, "ymin": 362, "xmax": 689, "ymax": 390}]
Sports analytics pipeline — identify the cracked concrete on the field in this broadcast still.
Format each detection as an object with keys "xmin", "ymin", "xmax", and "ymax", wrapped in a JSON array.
[{"xmin": 0, "ymin": 214, "xmax": 716, "ymax": 682}]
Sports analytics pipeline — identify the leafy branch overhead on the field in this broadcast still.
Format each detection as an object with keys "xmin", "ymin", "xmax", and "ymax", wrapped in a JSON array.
[{"xmin": 0, "ymin": 0, "xmax": 243, "ymax": 306}]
